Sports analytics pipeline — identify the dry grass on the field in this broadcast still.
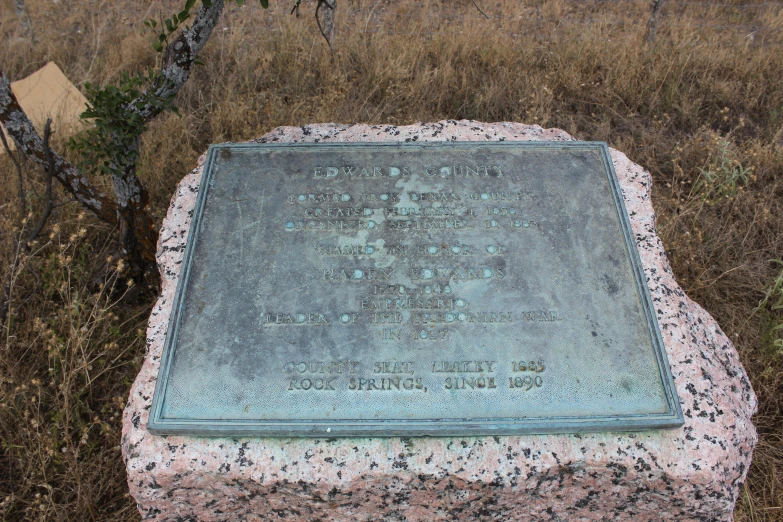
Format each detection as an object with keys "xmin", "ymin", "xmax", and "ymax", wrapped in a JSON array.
[{"xmin": 1, "ymin": 0, "xmax": 782, "ymax": 519}]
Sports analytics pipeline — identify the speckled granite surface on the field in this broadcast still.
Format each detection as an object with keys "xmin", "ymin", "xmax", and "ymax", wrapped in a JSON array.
[{"xmin": 122, "ymin": 121, "xmax": 757, "ymax": 521}]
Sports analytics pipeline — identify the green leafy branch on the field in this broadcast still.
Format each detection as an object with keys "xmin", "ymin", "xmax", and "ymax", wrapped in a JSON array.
[
  {"xmin": 73, "ymin": 0, "xmax": 273, "ymax": 178},
  {"xmin": 144, "ymin": 0, "xmax": 267, "ymax": 52},
  {"xmin": 74, "ymin": 0, "xmax": 273, "ymax": 178},
  {"xmin": 144, "ymin": 0, "xmax": 198, "ymax": 53},
  {"xmin": 69, "ymin": 70, "xmax": 178, "ymax": 177}
]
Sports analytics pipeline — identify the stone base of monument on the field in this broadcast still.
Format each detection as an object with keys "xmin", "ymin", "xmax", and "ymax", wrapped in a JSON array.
[{"xmin": 123, "ymin": 121, "xmax": 757, "ymax": 521}]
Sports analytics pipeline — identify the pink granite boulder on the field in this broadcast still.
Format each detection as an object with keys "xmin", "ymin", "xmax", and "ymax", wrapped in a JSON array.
[{"xmin": 122, "ymin": 120, "xmax": 757, "ymax": 521}]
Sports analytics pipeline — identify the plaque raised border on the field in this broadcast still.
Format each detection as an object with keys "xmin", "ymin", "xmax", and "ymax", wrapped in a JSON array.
[{"xmin": 148, "ymin": 141, "xmax": 683, "ymax": 437}]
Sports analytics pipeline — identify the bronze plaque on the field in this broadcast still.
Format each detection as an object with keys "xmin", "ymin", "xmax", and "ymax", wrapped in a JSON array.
[{"xmin": 148, "ymin": 142, "xmax": 683, "ymax": 436}]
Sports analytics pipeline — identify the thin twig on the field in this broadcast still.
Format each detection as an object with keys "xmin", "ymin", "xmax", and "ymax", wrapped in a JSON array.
[
  {"xmin": 26, "ymin": 119, "xmax": 55, "ymax": 244},
  {"xmin": 0, "ymin": 129, "xmax": 26, "ymax": 218},
  {"xmin": 22, "ymin": 154, "xmax": 40, "ymax": 200},
  {"xmin": 315, "ymin": 0, "xmax": 335, "ymax": 50},
  {"xmin": 0, "ymin": 233, "xmax": 23, "ymax": 329},
  {"xmin": 52, "ymin": 200, "xmax": 76, "ymax": 210},
  {"xmin": 471, "ymin": 0, "xmax": 490, "ymax": 19},
  {"xmin": 0, "ymin": 278, "xmax": 11, "ymax": 328}
]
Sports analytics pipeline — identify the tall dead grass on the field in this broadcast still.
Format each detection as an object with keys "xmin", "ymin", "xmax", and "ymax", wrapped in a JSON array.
[
  {"xmin": 1, "ymin": 0, "xmax": 782, "ymax": 519},
  {"xmin": 0, "ymin": 219, "xmax": 147, "ymax": 521}
]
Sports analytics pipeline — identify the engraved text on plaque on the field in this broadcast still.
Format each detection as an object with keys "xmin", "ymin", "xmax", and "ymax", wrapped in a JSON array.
[{"xmin": 148, "ymin": 142, "xmax": 683, "ymax": 436}]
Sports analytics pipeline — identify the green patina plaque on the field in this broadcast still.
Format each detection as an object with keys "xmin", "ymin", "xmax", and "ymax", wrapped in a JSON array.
[{"xmin": 148, "ymin": 141, "xmax": 683, "ymax": 436}]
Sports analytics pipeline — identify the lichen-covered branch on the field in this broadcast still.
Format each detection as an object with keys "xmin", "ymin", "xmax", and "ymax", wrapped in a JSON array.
[
  {"xmin": 127, "ymin": 0, "xmax": 226, "ymax": 122},
  {"xmin": 111, "ymin": 0, "xmax": 226, "ymax": 275},
  {"xmin": 0, "ymin": 70, "xmax": 118, "ymax": 225}
]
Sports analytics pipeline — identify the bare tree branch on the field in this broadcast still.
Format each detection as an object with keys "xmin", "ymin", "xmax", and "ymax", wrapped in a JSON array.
[
  {"xmin": 0, "ymin": 70, "xmax": 118, "ymax": 225},
  {"xmin": 0, "ymin": 128, "xmax": 26, "ymax": 218},
  {"xmin": 26, "ymin": 119, "xmax": 55, "ymax": 244},
  {"xmin": 315, "ymin": 0, "xmax": 336, "ymax": 50},
  {"xmin": 471, "ymin": 0, "xmax": 490, "ymax": 19}
]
